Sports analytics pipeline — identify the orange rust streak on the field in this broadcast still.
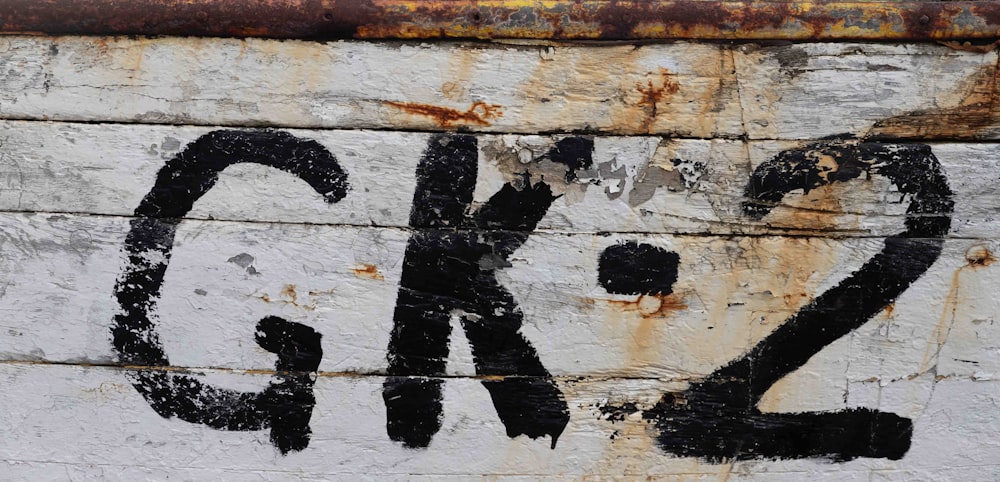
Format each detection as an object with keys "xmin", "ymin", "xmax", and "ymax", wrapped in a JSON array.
[
  {"xmin": 918, "ymin": 244, "xmax": 997, "ymax": 373},
  {"xmin": 280, "ymin": 284, "xmax": 297, "ymax": 304},
  {"xmin": 635, "ymin": 68, "xmax": 680, "ymax": 133},
  {"xmin": 250, "ymin": 284, "xmax": 317, "ymax": 311},
  {"xmin": 919, "ymin": 267, "xmax": 963, "ymax": 372},
  {"xmin": 604, "ymin": 293, "xmax": 688, "ymax": 319},
  {"xmin": 352, "ymin": 263, "xmax": 385, "ymax": 280},
  {"xmin": 384, "ymin": 100, "xmax": 503, "ymax": 127}
]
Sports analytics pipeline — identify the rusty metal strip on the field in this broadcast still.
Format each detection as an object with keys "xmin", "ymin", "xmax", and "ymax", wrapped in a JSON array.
[{"xmin": 0, "ymin": 1, "xmax": 999, "ymax": 41}]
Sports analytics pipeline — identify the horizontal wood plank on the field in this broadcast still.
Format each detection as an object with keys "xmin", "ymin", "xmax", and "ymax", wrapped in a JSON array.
[
  {"xmin": 1, "ymin": 210, "xmax": 997, "ymax": 382},
  {"xmin": 0, "ymin": 36, "xmax": 740, "ymax": 137},
  {"xmin": 0, "ymin": 37, "xmax": 996, "ymax": 139},
  {"xmin": 2, "ymin": 33, "xmax": 999, "ymax": 477},
  {"xmin": 0, "ymin": 362, "xmax": 996, "ymax": 477},
  {"xmin": 2, "ymin": 121, "xmax": 1000, "ymax": 237},
  {"xmin": 735, "ymin": 43, "xmax": 1000, "ymax": 141}
]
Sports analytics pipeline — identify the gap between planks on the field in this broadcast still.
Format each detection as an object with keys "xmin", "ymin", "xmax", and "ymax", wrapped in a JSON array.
[
  {"xmin": 2, "ymin": 208, "xmax": 994, "ymax": 240},
  {"xmin": 4, "ymin": 116, "xmax": 1000, "ymax": 143}
]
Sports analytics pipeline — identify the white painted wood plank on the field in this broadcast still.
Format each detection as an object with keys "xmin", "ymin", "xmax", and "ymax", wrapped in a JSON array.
[
  {"xmin": 0, "ymin": 36, "xmax": 742, "ymax": 137},
  {"xmin": 2, "ymin": 121, "xmax": 1000, "ymax": 237},
  {"xmin": 0, "ymin": 37, "xmax": 995, "ymax": 139},
  {"xmin": 0, "ymin": 210, "xmax": 996, "ymax": 383},
  {"xmin": 0, "ymin": 33, "xmax": 997, "ymax": 479},
  {"xmin": 0, "ymin": 362, "xmax": 996, "ymax": 478}
]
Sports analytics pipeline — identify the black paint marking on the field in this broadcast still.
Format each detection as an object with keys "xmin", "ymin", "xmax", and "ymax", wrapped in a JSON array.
[
  {"xmin": 598, "ymin": 242, "xmax": 680, "ymax": 296},
  {"xmin": 647, "ymin": 393, "xmax": 912, "ymax": 462},
  {"xmin": 542, "ymin": 136, "xmax": 595, "ymax": 182},
  {"xmin": 598, "ymin": 401, "xmax": 641, "ymax": 423},
  {"xmin": 384, "ymin": 133, "xmax": 571, "ymax": 449},
  {"xmin": 112, "ymin": 129, "xmax": 347, "ymax": 454},
  {"xmin": 642, "ymin": 142, "xmax": 953, "ymax": 462}
]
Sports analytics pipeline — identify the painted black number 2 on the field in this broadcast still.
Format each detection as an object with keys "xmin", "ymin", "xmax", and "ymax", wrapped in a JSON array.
[{"xmin": 639, "ymin": 142, "xmax": 954, "ymax": 461}]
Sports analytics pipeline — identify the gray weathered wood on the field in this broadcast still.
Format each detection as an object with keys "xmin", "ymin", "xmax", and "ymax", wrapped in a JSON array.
[{"xmin": 735, "ymin": 43, "xmax": 1000, "ymax": 141}]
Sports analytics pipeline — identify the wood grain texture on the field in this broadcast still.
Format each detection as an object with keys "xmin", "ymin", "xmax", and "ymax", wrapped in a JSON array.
[
  {"xmin": 1, "ymin": 209, "xmax": 997, "ymax": 381},
  {"xmin": 735, "ymin": 43, "xmax": 1000, "ymax": 141},
  {"xmin": 0, "ymin": 121, "xmax": 995, "ymax": 382},
  {"xmin": 2, "ymin": 121, "xmax": 1000, "ymax": 237},
  {"xmin": 0, "ymin": 362, "xmax": 997, "ymax": 478},
  {"xmin": 0, "ymin": 37, "xmax": 997, "ymax": 139},
  {"xmin": 1, "ymin": 32, "xmax": 999, "ymax": 478},
  {"xmin": 0, "ymin": 36, "xmax": 741, "ymax": 137}
]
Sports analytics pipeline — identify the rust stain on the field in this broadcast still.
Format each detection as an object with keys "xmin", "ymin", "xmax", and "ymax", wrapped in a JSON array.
[
  {"xmin": 352, "ymin": 263, "xmax": 385, "ymax": 280},
  {"xmin": 691, "ymin": 48, "xmax": 739, "ymax": 137},
  {"xmin": 736, "ymin": 237, "xmax": 839, "ymax": 344},
  {"xmin": 917, "ymin": 244, "xmax": 996, "ymax": 373},
  {"xmin": 440, "ymin": 81, "xmax": 466, "ymax": 102},
  {"xmin": 635, "ymin": 68, "xmax": 681, "ymax": 133},
  {"xmin": 764, "ymin": 240, "xmax": 826, "ymax": 315},
  {"xmin": 516, "ymin": 43, "xmax": 650, "ymax": 135},
  {"xmin": 938, "ymin": 39, "xmax": 1000, "ymax": 54},
  {"xmin": 440, "ymin": 48, "xmax": 478, "ymax": 102},
  {"xmin": 604, "ymin": 293, "xmax": 688, "ymax": 319},
  {"xmin": 919, "ymin": 267, "xmax": 963, "ymax": 372},
  {"xmin": 965, "ymin": 244, "xmax": 997, "ymax": 268},
  {"xmin": 4, "ymin": 1, "xmax": 1000, "ymax": 40},
  {"xmin": 598, "ymin": 293, "xmax": 688, "ymax": 370},
  {"xmin": 250, "ymin": 284, "xmax": 317, "ymax": 311},
  {"xmin": 592, "ymin": 401, "xmax": 659, "ymax": 473},
  {"xmin": 384, "ymin": 100, "xmax": 503, "ymax": 128},
  {"xmin": 280, "ymin": 283, "xmax": 297, "ymax": 305},
  {"xmin": 763, "ymin": 181, "xmax": 854, "ymax": 237},
  {"xmin": 751, "ymin": 144, "xmax": 870, "ymax": 236}
]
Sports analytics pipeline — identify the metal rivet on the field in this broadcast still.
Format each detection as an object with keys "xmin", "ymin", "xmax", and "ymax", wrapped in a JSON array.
[{"xmin": 919, "ymin": 15, "xmax": 930, "ymax": 24}]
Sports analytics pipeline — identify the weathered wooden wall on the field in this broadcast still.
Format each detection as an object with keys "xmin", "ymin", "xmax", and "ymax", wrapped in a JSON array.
[{"xmin": 1, "ymin": 32, "xmax": 1000, "ymax": 480}]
